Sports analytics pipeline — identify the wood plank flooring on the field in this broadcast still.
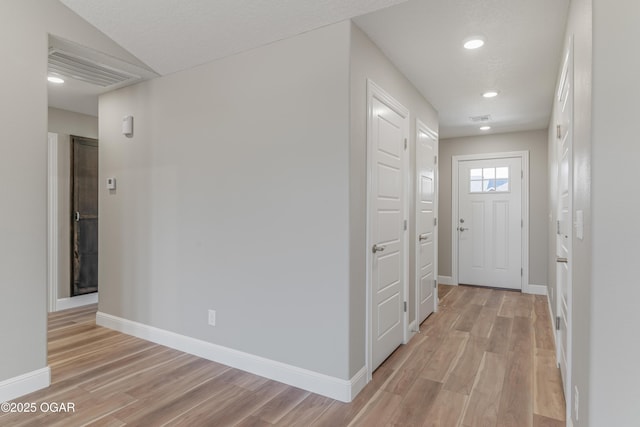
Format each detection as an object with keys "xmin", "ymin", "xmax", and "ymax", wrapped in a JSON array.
[{"xmin": 0, "ymin": 285, "xmax": 565, "ymax": 426}]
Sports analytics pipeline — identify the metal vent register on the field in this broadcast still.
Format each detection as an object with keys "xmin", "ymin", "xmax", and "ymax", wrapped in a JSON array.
[{"xmin": 48, "ymin": 48, "xmax": 141, "ymax": 87}]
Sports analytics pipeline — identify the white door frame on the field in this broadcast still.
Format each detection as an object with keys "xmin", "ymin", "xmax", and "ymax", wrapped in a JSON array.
[
  {"xmin": 451, "ymin": 151, "xmax": 530, "ymax": 291},
  {"xmin": 415, "ymin": 119, "xmax": 439, "ymax": 321},
  {"xmin": 365, "ymin": 79, "xmax": 410, "ymax": 381},
  {"xmin": 48, "ymin": 132, "xmax": 59, "ymax": 312}
]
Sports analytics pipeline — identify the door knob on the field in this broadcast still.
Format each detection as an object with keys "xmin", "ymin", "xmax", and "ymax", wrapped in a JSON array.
[
  {"xmin": 372, "ymin": 244, "xmax": 385, "ymax": 253},
  {"xmin": 419, "ymin": 233, "xmax": 429, "ymax": 241},
  {"xmin": 459, "ymin": 227, "xmax": 468, "ymax": 232}
]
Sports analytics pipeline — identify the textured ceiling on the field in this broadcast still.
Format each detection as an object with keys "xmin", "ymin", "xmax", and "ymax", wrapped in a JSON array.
[
  {"xmin": 57, "ymin": 0, "xmax": 570, "ymax": 138},
  {"xmin": 355, "ymin": 0, "xmax": 570, "ymax": 138},
  {"xmin": 60, "ymin": 0, "xmax": 408, "ymax": 76}
]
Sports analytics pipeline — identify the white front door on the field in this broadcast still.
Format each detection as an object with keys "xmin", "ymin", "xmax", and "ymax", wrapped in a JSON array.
[
  {"xmin": 556, "ymin": 42, "xmax": 573, "ymax": 416},
  {"xmin": 458, "ymin": 157, "xmax": 522, "ymax": 289},
  {"xmin": 416, "ymin": 121, "xmax": 437, "ymax": 324},
  {"xmin": 368, "ymin": 82, "xmax": 408, "ymax": 371}
]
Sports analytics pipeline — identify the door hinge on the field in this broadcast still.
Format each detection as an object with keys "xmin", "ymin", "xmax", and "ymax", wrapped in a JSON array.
[
  {"xmin": 74, "ymin": 211, "xmax": 80, "ymax": 222},
  {"xmin": 434, "ymin": 217, "xmax": 438, "ymax": 227},
  {"xmin": 404, "ymin": 220, "xmax": 407, "ymax": 231},
  {"xmin": 521, "ymin": 219, "xmax": 523, "ymax": 228},
  {"xmin": 521, "ymin": 170, "xmax": 524, "ymax": 179},
  {"xmin": 556, "ymin": 316, "xmax": 561, "ymax": 331},
  {"xmin": 521, "ymin": 268, "xmax": 523, "ymax": 277},
  {"xmin": 434, "ymin": 155, "xmax": 438, "ymax": 165},
  {"xmin": 404, "ymin": 138, "xmax": 407, "ymax": 150},
  {"xmin": 557, "ymin": 124, "xmax": 562, "ymax": 139},
  {"xmin": 434, "ymin": 279, "xmax": 437, "ymax": 289},
  {"xmin": 557, "ymin": 220, "xmax": 561, "ymax": 235},
  {"xmin": 403, "ymin": 301, "xmax": 407, "ymax": 312}
]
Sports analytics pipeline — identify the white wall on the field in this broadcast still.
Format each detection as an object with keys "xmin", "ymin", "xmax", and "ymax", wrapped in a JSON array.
[
  {"xmin": 349, "ymin": 22, "xmax": 439, "ymax": 376},
  {"xmin": 439, "ymin": 130, "xmax": 548, "ymax": 287},
  {"xmin": 98, "ymin": 21, "xmax": 352, "ymax": 380},
  {"xmin": 0, "ymin": 0, "xmax": 151, "ymax": 388},
  {"xmin": 590, "ymin": 0, "xmax": 640, "ymax": 424},
  {"xmin": 48, "ymin": 107, "xmax": 99, "ymax": 300}
]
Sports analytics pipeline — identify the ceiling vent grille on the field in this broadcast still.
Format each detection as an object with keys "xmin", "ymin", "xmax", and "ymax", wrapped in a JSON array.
[
  {"xmin": 470, "ymin": 114, "xmax": 491, "ymax": 123},
  {"xmin": 48, "ymin": 49, "xmax": 141, "ymax": 87}
]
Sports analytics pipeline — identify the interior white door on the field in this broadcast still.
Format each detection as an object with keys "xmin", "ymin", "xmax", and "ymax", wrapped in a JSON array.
[
  {"xmin": 416, "ymin": 122, "xmax": 437, "ymax": 324},
  {"xmin": 458, "ymin": 157, "xmax": 522, "ymax": 289},
  {"xmin": 556, "ymin": 43, "xmax": 573, "ymax": 415},
  {"xmin": 369, "ymin": 89, "xmax": 408, "ymax": 371}
]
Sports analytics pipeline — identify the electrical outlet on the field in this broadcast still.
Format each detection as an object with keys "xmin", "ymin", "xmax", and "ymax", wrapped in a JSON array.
[
  {"xmin": 574, "ymin": 385, "xmax": 579, "ymax": 421},
  {"xmin": 208, "ymin": 309, "xmax": 216, "ymax": 326}
]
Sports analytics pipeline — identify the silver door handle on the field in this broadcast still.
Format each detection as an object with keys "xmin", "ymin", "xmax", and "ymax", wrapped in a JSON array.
[
  {"xmin": 556, "ymin": 257, "xmax": 568, "ymax": 263},
  {"xmin": 419, "ymin": 233, "xmax": 429, "ymax": 241},
  {"xmin": 459, "ymin": 227, "xmax": 468, "ymax": 232},
  {"xmin": 372, "ymin": 244, "xmax": 385, "ymax": 253},
  {"xmin": 74, "ymin": 212, "xmax": 80, "ymax": 222}
]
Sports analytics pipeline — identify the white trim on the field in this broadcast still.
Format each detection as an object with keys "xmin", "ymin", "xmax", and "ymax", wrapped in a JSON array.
[
  {"xmin": 0, "ymin": 367, "xmax": 50, "ymax": 403},
  {"xmin": 349, "ymin": 367, "xmax": 368, "ymax": 401},
  {"xmin": 408, "ymin": 320, "xmax": 418, "ymax": 338},
  {"xmin": 96, "ymin": 312, "xmax": 363, "ymax": 402},
  {"xmin": 523, "ymin": 284, "xmax": 548, "ymax": 295},
  {"xmin": 451, "ymin": 151, "xmax": 529, "ymax": 290},
  {"xmin": 438, "ymin": 276, "xmax": 455, "ymax": 286},
  {"xmin": 56, "ymin": 293, "xmax": 98, "ymax": 311},
  {"xmin": 47, "ymin": 132, "xmax": 58, "ymax": 313},
  {"xmin": 402, "ymin": 116, "xmax": 410, "ymax": 345},
  {"xmin": 365, "ymin": 79, "xmax": 410, "ymax": 383},
  {"xmin": 547, "ymin": 291, "xmax": 556, "ymax": 347}
]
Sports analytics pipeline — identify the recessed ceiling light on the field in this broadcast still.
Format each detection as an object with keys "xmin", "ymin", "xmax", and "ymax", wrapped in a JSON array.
[
  {"xmin": 480, "ymin": 126, "xmax": 491, "ymax": 131},
  {"xmin": 482, "ymin": 90, "xmax": 499, "ymax": 98},
  {"xmin": 463, "ymin": 36, "xmax": 486, "ymax": 50},
  {"xmin": 47, "ymin": 76, "xmax": 64, "ymax": 84}
]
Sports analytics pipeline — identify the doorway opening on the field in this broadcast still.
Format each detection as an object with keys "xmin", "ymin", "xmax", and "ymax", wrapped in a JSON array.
[{"xmin": 70, "ymin": 135, "xmax": 99, "ymax": 297}]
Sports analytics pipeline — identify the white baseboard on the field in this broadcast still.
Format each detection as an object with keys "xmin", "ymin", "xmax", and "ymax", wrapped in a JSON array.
[
  {"xmin": 96, "ymin": 312, "xmax": 364, "ymax": 402},
  {"xmin": 406, "ymin": 320, "xmax": 418, "ymax": 343},
  {"xmin": 0, "ymin": 367, "xmax": 50, "ymax": 403},
  {"xmin": 547, "ymin": 290, "xmax": 560, "ymax": 366},
  {"xmin": 56, "ymin": 293, "xmax": 98, "ymax": 311},
  {"xmin": 523, "ymin": 284, "xmax": 548, "ymax": 295},
  {"xmin": 438, "ymin": 276, "xmax": 455, "ymax": 286},
  {"xmin": 349, "ymin": 367, "xmax": 367, "ymax": 401}
]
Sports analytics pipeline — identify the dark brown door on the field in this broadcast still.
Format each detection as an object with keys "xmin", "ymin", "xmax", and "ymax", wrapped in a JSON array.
[{"xmin": 71, "ymin": 136, "xmax": 98, "ymax": 296}]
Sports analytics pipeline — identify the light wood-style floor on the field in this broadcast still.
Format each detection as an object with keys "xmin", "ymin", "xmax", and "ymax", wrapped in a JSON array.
[{"xmin": 1, "ymin": 285, "xmax": 565, "ymax": 426}]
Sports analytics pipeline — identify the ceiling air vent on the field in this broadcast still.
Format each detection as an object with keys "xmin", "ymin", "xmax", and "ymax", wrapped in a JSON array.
[
  {"xmin": 470, "ymin": 114, "xmax": 491, "ymax": 123},
  {"xmin": 48, "ymin": 48, "xmax": 141, "ymax": 88}
]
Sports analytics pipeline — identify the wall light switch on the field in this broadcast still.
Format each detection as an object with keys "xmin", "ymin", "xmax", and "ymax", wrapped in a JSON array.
[{"xmin": 106, "ymin": 177, "xmax": 116, "ymax": 190}]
